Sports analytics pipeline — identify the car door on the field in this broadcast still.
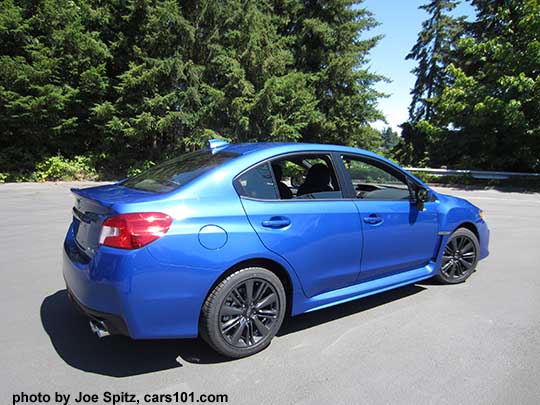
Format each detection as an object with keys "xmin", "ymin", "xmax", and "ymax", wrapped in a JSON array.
[
  {"xmin": 235, "ymin": 153, "xmax": 363, "ymax": 298},
  {"xmin": 338, "ymin": 154, "xmax": 439, "ymax": 279}
]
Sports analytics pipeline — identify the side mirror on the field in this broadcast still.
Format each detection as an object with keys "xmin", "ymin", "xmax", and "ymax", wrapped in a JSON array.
[{"xmin": 414, "ymin": 187, "xmax": 429, "ymax": 210}]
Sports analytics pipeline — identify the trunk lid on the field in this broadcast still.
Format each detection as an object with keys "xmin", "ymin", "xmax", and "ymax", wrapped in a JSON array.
[{"xmin": 70, "ymin": 184, "xmax": 158, "ymax": 257}]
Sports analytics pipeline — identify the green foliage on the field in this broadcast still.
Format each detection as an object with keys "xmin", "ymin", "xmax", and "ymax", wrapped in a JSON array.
[
  {"xmin": 402, "ymin": 0, "xmax": 540, "ymax": 172},
  {"xmin": 281, "ymin": 161, "xmax": 304, "ymax": 179},
  {"xmin": 34, "ymin": 155, "xmax": 98, "ymax": 182},
  {"xmin": 379, "ymin": 127, "xmax": 399, "ymax": 150},
  {"xmin": 396, "ymin": 0, "xmax": 467, "ymax": 168},
  {"xmin": 0, "ymin": 0, "xmax": 111, "ymax": 174},
  {"xmin": 0, "ymin": 0, "xmax": 385, "ymax": 181},
  {"xmin": 391, "ymin": 122, "xmax": 430, "ymax": 166},
  {"xmin": 407, "ymin": 0, "xmax": 464, "ymax": 122},
  {"xmin": 346, "ymin": 160, "xmax": 398, "ymax": 184},
  {"xmin": 433, "ymin": 0, "xmax": 540, "ymax": 171},
  {"xmin": 0, "ymin": 172, "xmax": 7, "ymax": 183},
  {"xmin": 280, "ymin": 0, "xmax": 386, "ymax": 148}
]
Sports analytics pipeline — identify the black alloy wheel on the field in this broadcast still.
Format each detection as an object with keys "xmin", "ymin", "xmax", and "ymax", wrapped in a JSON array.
[
  {"xmin": 200, "ymin": 267, "xmax": 286, "ymax": 358},
  {"xmin": 219, "ymin": 279, "xmax": 279, "ymax": 348},
  {"xmin": 437, "ymin": 228, "xmax": 479, "ymax": 284}
]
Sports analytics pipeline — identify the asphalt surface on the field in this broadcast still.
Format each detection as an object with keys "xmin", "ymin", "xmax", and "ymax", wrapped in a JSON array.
[{"xmin": 1, "ymin": 182, "xmax": 539, "ymax": 405}]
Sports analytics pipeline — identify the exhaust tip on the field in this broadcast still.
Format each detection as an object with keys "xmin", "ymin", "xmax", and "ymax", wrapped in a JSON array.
[{"xmin": 89, "ymin": 319, "xmax": 110, "ymax": 338}]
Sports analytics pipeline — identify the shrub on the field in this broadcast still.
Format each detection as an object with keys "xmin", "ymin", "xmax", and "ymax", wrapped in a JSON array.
[
  {"xmin": 0, "ymin": 172, "xmax": 7, "ymax": 184},
  {"xmin": 34, "ymin": 155, "xmax": 98, "ymax": 182}
]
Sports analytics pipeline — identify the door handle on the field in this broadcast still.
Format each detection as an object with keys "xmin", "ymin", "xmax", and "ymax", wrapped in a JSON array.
[
  {"xmin": 262, "ymin": 216, "xmax": 291, "ymax": 229},
  {"xmin": 363, "ymin": 214, "xmax": 383, "ymax": 225}
]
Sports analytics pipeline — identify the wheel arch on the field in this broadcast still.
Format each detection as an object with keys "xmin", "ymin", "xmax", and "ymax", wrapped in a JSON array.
[
  {"xmin": 202, "ymin": 258, "xmax": 295, "ymax": 317},
  {"xmin": 454, "ymin": 221, "xmax": 480, "ymax": 243},
  {"xmin": 434, "ymin": 220, "xmax": 481, "ymax": 268}
]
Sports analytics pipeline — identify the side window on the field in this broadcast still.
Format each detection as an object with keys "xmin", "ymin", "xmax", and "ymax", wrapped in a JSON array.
[
  {"xmin": 235, "ymin": 163, "xmax": 278, "ymax": 199},
  {"xmin": 270, "ymin": 154, "xmax": 342, "ymax": 200},
  {"xmin": 341, "ymin": 155, "xmax": 411, "ymax": 201}
]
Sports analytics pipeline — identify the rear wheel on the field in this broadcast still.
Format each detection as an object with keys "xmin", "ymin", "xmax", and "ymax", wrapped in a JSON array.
[
  {"xmin": 436, "ymin": 228, "xmax": 479, "ymax": 284},
  {"xmin": 200, "ymin": 267, "xmax": 286, "ymax": 358}
]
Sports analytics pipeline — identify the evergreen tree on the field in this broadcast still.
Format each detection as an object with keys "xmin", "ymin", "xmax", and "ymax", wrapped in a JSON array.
[
  {"xmin": 407, "ymin": 0, "xmax": 464, "ymax": 122},
  {"xmin": 380, "ymin": 126, "xmax": 399, "ymax": 150},
  {"xmin": 93, "ymin": 0, "xmax": 201, "ymax": 165},
  {"xmin": 0, "ymin": 0, "xmax": 110, "ymax": 174},
  {"xmin": 203, "ymin": 0, "xmax": 319, "ymax": 144},
  {"xmin": 0, "ymin": 0, "xmax": 387, "ymax": 178},
  {"xmin": 278, "ymin": 0, "xmax": 385, "ymax": 147},
  {"xmin": 434, "ymin": 0, "xmax": 540, "ymax": 170}
]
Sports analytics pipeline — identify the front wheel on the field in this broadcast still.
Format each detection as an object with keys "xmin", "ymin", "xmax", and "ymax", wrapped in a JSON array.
[
  {"xmin": 436, "ymin": 228, "xmax": 480, "ymax": 284},
  {"xmin": 199, "ymin": 267, "xmax": 286, "ymax": 358}
]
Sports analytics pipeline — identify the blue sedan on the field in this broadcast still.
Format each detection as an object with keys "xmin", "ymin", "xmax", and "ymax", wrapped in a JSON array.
[{"xmin": 63, "ymin": 140, "xmax": 489, "ymax": 358}]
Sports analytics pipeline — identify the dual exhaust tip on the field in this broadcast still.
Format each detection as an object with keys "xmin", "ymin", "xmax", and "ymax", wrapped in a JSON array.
[{"xmin": 89, "ymin": 319, "xmax": 110, "ymax": 338}]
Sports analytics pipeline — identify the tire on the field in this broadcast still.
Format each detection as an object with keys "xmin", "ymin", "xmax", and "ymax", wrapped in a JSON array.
[
  {"xmin": 199, "ymin": 267, "xmax": 286, "ymax": 358},
  {"xmin": 436, "ymin": 227, "xmax": 480, "ymax": 284}
]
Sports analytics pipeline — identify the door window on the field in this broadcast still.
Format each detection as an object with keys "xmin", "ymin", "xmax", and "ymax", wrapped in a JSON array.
[
  {"xmin": 341, "ymin": 155, "xmax": 411, "ymax": 201},
  {"xmin": 270, "ymin": 154, "xmax": 342, "ymax": 199}
]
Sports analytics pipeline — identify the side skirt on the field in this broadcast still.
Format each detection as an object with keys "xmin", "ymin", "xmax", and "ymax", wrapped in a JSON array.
[{"xmin": 292, "ymin": 263, "xmax": 436, "ymax": 315}]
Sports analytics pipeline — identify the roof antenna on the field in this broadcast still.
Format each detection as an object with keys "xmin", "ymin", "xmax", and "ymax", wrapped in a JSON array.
[{"xmin": 208, "ymin": 139, "xmax": 229, "ymax": 153}]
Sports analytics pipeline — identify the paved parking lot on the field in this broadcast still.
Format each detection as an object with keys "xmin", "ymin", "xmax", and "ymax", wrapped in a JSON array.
[{"xmin": 1, "ymin": 182, "xmax": 539, "ymax": 404}]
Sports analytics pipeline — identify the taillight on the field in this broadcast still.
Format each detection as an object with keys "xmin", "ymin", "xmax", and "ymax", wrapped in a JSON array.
[{"xmin": 99, "ymin": 212, "xmax": 172, "ymax": 249}]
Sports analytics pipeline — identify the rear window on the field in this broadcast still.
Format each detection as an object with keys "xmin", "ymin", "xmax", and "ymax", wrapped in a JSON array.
[{"xmin": 122, "ymin": 150, "xmax": 240, "ymax": 193}]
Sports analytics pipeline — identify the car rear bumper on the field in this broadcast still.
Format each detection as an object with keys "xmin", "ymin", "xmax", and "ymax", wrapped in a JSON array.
[
  {"xmin": 62, "ymin": 224, "xmax": 219, "ymax": 339},
  {"xmin": 66, "ymin": 286, "xmax": 129, "ymax": 336}
]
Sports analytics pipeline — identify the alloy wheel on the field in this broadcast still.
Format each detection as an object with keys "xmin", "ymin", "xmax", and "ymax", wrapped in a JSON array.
[
  {"xmin": 219, "ymin": 279, "xmax": 280, "ymax": 348},
  {"xmin": 441, "ymin": 235, "xmax": 477, "ymax": 280}
]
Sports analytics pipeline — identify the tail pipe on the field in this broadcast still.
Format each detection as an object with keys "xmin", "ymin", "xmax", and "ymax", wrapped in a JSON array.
[{"xmin": 89, "ymin": 319, "xmax": 110, "ymax": 338}]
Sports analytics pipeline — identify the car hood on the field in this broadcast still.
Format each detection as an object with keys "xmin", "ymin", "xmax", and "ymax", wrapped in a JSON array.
[{"xmin": 434, "ymin": 191, "xmax": 479, "ymax": 210}]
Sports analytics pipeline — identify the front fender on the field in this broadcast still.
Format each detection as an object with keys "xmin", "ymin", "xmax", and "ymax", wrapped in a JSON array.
[
  {"xmin": 435, "ymin": 192, "xmax": 483, "ymax": 233},
  {"xmin": 433, "ymin": 192, "xmax": 490, "ymax": 268}
]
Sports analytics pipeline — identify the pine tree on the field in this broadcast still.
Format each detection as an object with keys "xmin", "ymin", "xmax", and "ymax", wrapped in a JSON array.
[
  {"xmin": 94, "ymin": 0, "xmax": 200, "ymax": 165},
  {"xmin": 434, "ymin": 0, "xmax": 540, "ymax": 170},
  {"xmin": 277, "ymin": 0, "xmax": 385, "ymax": 147},
  {"xmin": 407, "ymin": 0, "xmax": 464, "ymax": 122},
  {"xmin": 1, "ymin": 0, "xmax": 387, "ymax": 177},
  {"xmin": 202, "ymin": 0, "xmax": 318, "ymax": 144},
  {"xmin": 0, "ymin": 0, "xmax": 110, "ymax": 173},
  {"xmin": 380, "ymin": 127, "xmax": 399, "ymax": 150}
]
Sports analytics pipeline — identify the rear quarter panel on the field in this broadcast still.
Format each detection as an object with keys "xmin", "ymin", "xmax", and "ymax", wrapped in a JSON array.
[{"xmin": 118, "ymin": 172, "xmax": 308, "ymax": 319}]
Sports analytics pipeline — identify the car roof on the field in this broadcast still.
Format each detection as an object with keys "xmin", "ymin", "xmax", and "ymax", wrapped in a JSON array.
[
  {"xmin": 221, "ymin": 142, "xmax": 379, "ymax": 158},
  {"xmin": 206, "ymin": 141, "xmax": 416, "ymax": 182},
  {"xmin": 172, "ymin": 142, "xmax": 430, "ymax": 198}
]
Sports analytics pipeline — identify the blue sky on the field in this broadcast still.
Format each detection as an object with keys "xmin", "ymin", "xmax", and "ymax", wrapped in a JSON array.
[{"xmin": 362, "ymin": 0, "xmax": 474, "ymax": 133}]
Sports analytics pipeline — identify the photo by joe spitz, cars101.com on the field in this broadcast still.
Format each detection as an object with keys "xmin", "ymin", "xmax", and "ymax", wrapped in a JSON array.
[{"xmin": 63, "ymin": 139, "xmax": 489, "ymax": 358}]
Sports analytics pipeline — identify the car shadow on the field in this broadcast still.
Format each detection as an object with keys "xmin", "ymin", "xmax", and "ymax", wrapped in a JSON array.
[
  {"xmin": 414, "ymin": 277, "xmax": 443, "ymax": 286},
  {"xmin": 42, "ymin": 285, "xmax": 426, "ymax": 376},
  {"xmin": 277, "ymin": 284, "xmax": 425, "ymax": 336},
  {"xmin": 40, "ymin": 290, "xmax": 228, "ymax": 376}
]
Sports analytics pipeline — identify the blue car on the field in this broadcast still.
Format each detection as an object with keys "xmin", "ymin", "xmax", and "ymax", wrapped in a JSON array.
[{"xmin": 63, "ymin": 140, "xmax": 489, "ymax": 358}]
